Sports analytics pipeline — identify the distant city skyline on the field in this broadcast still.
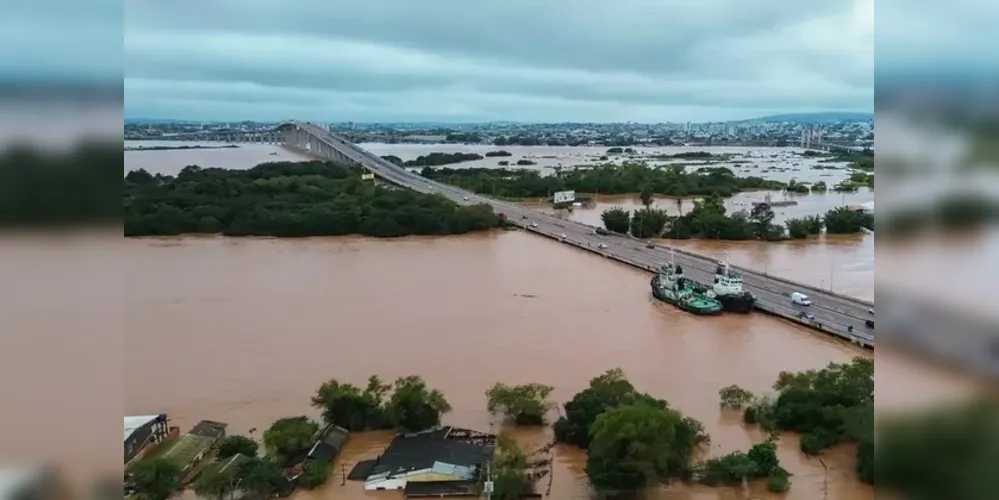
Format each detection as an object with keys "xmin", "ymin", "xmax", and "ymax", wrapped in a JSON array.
[
  {"xmin": 124, "ymin": 111, "xmax": 874, "ymax": 127},
  {"xmin": 122, "ymin": 0, "xmax": 876, "ymax": 123}
]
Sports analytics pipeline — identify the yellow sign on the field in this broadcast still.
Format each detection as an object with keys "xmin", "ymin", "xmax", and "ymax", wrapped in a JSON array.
[{"xmin": 361, "ymin": 173, "xmax": 375, "ymax": 181}]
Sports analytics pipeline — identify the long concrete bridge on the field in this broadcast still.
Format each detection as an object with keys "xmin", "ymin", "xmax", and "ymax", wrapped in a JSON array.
[
  {"xmin": 270, "ymin": 122, "xmax": 873, "ymax": 340},
  {"xmin": 205, "ymin": 121, "xmax": 996, "ymax": 379}
]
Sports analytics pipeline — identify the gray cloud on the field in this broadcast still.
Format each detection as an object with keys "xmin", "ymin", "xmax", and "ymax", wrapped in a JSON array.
[{"xmin": 125, "ymin": 0, "xmax": 876, "ymax": 122}]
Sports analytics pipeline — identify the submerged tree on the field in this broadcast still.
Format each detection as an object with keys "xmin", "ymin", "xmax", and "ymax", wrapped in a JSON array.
[
  {"xmin": 262, "ymin": 416, "xmax": 319, "ymax": 463},
  {"xmin": 718, "ymin": 385, "xmax": 755, "ymax": 410},
  {"xmin": 486, "ymin": 382, "xmax": 555, "ymax": 425},
  {"xmin": 586, "ymin": 400, "xmax": 707, "ymax": 493},
  {"xmin": 600, "ymin": 206, "xmax": 631, "ymax": 233},
  {"xmin": 385, "ymin": 375, "xmax": 452, "ymax": 432},
  {"xmin": 192, "ymin": 466, "xmax": 234, "ymax": 500},
  {"xmin": 129, "ymin": 457, "xmax": 181, "ymax": 500},
  {"xmin": 311, "ymin": 375, "xmax": 391, "ymax": 431},
  {"xmin": 217, "ymin": 435, "xmax": 259, "ymax": 459},
  {"xmin": 487, "ymin": 432, "xmax": 532, "ymax": 500}
]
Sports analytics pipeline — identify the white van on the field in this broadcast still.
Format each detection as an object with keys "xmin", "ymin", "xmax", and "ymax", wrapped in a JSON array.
[{"xmin": 791, "ymin": 292, "xmax": 811, "ymax": 306}]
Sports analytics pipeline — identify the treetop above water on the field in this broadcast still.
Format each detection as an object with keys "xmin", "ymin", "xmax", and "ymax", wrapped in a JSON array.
[{"xmin": 124, "ymin": 160, "xmax": 501, "ymax": 238}]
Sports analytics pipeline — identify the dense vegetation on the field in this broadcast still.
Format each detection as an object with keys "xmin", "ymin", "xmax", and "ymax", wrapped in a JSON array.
[
  {"xmin": 263, "ymin": 416, "xmax": 319, "ymax": 464},
  {"xmin": 552, "ymin": 369, "xmax": 711, "ymax": 493},
  {"xmin": 311, "ymin": 374, "xmax": 452, "ymax": 433},
  {"xmin": 420, "ymin": 163, "xmax": 785, "ymax": 199},
  {"xmin": 1, "ymin": 141, "xmax": 119, "ymax": 228},
  {"xmin": 601, "ymin": 195, "xmax": 871, "ymax": 241},
  {"xmin": 486, "ymin": 382, "xmax": 555, "ymax": 425},
  {"xmin": 824, "ymin": 150, "xmax": 874, "ymax": 171},
  {"xmin": 216, "ymin": 435, "xmax": 259, "ymax": 459},
  {"xmin": 785, "ymin": 215, "xmax": 825, "ymax": 239},
  {"xmin": 727, "ymin": 357, "xmax": 874, "ymax": 484},
  {"xmin": 124, "ymin": 161, "xmax": 500, "ymax": 237},
  {"xmin": 695, "ymin": 438, "xmax": 790, "ymax": 493},
  {"xmin": 823, "ymin": 206, "xmax": 874, "ymax": 233},
  {"xmin": 403, "ymin": 152, "xmax": 483, "ymax": 167},
  {"xmin": 130, "ymin": 458, "xmax": 182, "ymax": 500},
  {"xmin": 485, "ymin": 432, "xmax": 533, "ymax": 499}
]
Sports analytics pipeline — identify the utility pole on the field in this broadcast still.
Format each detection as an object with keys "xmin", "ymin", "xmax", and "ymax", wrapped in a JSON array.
[
  {"xmin": 484, "ymin": 423, "xmax": 495, "ymax": 499},
  {"xmin": 484, "ymin": 461, "xmax": 493, "ymax": 500}
]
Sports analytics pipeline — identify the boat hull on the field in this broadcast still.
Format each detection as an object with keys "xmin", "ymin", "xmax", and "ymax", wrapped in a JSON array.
[
  {"xmin": 651, "ymin": 279, "xmax": 724, "ymax": 316},
  {"xmin": 717, "ymin": 293, "xmax": 756, "ymax": 313}
]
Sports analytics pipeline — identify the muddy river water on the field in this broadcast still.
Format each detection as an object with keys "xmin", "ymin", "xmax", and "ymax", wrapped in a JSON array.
[{"xmin": 113, "ymin": 144, "xmax": 984, "ymax": 499}]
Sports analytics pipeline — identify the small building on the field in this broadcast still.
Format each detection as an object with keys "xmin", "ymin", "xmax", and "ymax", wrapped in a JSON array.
[
  {"xmin": 363, "ymin": 426, "xmax": 495, "ymax": 492},
  {"xmin": 124, "ymin": 414, "xmax": 169, "ymax": 464},
  {"xmin": 155, "ymin": 420, "xmax": 228, "ymax": 479},
  {"xmin": 306, "ymin": 424, "xmax": 350, "ymax": 463}
]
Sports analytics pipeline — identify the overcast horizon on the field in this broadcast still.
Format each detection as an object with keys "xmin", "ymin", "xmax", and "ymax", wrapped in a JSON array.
[{"xmin": 120, "ymin": 0, "xmax": 984, "ymax": 124}]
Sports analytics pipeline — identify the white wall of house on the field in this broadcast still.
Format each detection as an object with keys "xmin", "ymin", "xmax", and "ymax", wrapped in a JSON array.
[{"xmin": 364, "ymin": 476, "xmax": 412, "ymax": 491}]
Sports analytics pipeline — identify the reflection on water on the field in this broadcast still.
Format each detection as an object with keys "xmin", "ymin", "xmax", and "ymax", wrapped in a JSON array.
[{"xmin": 124, "ymin": 233, "xmax": 888, "ymax": 499}]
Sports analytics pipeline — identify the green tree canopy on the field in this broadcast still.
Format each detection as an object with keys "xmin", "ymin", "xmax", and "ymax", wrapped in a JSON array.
[
  {"xmin": 385, "ymin": 375, "xmax": 452, "ymax": 432},
  {"xmin": 630, "ymin": 207, "xmax": 669, "ymax": 239},
  {"xmin": 262, "ymin": 416, "xmax": 319, "ymax": 463},
  {"xmin": 124, "ymin": 161, "xmax": 500, "ymax": 238},
  {"xmin": 553, "ymin": 368, "xmax": 708, "ymax": 455},
  {"xmin": 129, "ymin": 457, "xmax": 181, "ymax": 500},
  {"xmin": 299, "ymin": 461, "xmax": 332, "ymax": 489},
  {"xmin": 192, "ymin": 466, "xmax": 233, "ymax": 500},
  {"xmin": 488, "ymin": 432, "xmax": 531, "ymax": 500},
  {"xmin": 600, "ymin": 207, "xmax": 631, "ymax": 233},
  {"xmin": 718, "ymin": 385, "xmax": 755, "ymax": 410},
  {"xmin": 419, "ymin": 162, "xmax": 785, "ymax": 199},
  {"xmin": 824, "ymin": 206, "xmax": 873, "ymax": 234},
  {"xmin": 217, "ymin": 435, "xmax": 258, "ymax": 459},
  {"xmin": 311, "ymin": 375, "xmax": 391, "ymax": 431},
  {"xmin": 486, "ymin": 382, "xmax": 555, "ymax": 425},
  {"xmin": 734, "ymin": 357, "xmax": 874, "ymax": 483},
  {"xmin": 236, "ymin": 457, "xmax": 287, "ymax": 496},
  {"xmin": 585, "ymin": 401, "xmax": 703, "ymax": 493}
]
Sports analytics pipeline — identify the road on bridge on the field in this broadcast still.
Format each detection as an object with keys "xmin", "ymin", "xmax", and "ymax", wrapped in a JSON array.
[{"xmin": 291, "ymin": 122, "xmax": 875, "ymax": 346}]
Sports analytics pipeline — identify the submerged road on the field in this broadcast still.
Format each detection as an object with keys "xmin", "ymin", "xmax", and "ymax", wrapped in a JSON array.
[{"xmin": 291, "ymin": 122, "xmax": 876, "ymax": 347}]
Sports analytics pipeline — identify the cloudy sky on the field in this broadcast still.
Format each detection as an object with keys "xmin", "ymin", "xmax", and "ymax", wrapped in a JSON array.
[{"xmin": 121, "ymin": 0, "xmax": 880, "ymax": 123}]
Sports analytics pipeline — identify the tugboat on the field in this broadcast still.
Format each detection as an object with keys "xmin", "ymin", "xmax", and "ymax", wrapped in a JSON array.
[
  {"xmin": 706, "ymin": 261, "xmax": 756, "ymax": 313},
  {"xmin": 650, "ymin": 255, "xmax": 723, "ymax": 316}
]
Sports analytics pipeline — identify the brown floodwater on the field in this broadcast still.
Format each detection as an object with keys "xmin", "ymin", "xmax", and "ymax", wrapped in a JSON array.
[
  {"xmin": 123, "ymin": 232, "xmax": 891, "ymax": 500},
  {"xmin": 115, "ymin": 145, "xmax": 991, "ymax": 500}
]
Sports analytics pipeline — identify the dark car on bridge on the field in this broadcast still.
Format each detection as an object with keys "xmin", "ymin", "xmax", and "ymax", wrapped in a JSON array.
[{"xmin": 865, "ymin": 319, "xmax": 874, "ymax": 328}]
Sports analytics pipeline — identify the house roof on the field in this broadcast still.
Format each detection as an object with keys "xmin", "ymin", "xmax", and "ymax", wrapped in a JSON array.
[
  {"xmin": 368, "ymin": 427, "xmax": 494, "ymax": 480},
  {"xmin": 307, "ymin": 442, "xmax": 337, "ymax": 462},
  {"xmin": 189, "ymin": 420, "xmax": 227, "ymax": 439},
  {"xmin": 319, "ymin": 424, "xmax": 349, "ymax": 451},
  {"xmin": 124, "ymin": 415, "xmax": 164, "ymax": 442}
]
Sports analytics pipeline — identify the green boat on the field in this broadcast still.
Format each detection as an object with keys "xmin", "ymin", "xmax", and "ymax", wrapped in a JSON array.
[{"xmin": 650, "ymin": 261, "xmax": 723, "ymax": 315}]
